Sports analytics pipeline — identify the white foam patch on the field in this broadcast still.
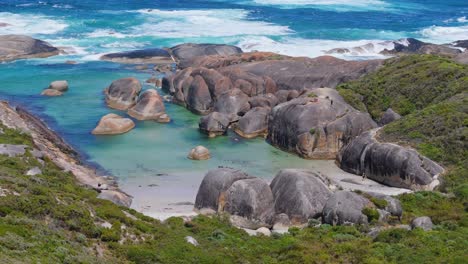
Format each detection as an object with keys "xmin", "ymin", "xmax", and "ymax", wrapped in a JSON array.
[
  {"xmin": 243, "ymin": 0, "xmax": 391, "ymax": 11},
  {"xmin": 86, "ymin": 29, "xmax": 130, "ymax": 39},
  {"xmin": 420, "ymin": 25, "xmax": 468, "ymax": 44},
  {"xmin": 237, "ymin": 36, "xmax": 395, "ymax": 59},
  {"xmin": 457, "ymin": 16, "xmax": 467, "ymax": 23},
  {"xmin": 101, "ymin": 41, "xmax": 150, "ymax": 49},
  {"xmin": 131, "ymin": 9, "xmax": 292, "ymax": 38},
  {"xmin": 0, "ymin": 12, "xmax": 68, "ymax": 35}
]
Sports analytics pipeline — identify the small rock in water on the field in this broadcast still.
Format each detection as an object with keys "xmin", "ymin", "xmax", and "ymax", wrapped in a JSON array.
[
  {"xmin": 188, "ymin": 146, "xmax": 211, "ymax": 160},
  {"xmin": 92, "ymin": 113, "xmax": 135, "ymax": 135},
  {"xmin": 41, "ymin": 89, "xmax": 63, "ymax": 97},
  {"xmin": 48, "ymin": 80, "xmax": 69, "ymax": 92},
  {"xmin": 185, "ymin": 236, "xmax": 199, "ymax": 246},
  {"xmin": 26, "ymin": 167, "xmax": 42, "ymax": 176}
]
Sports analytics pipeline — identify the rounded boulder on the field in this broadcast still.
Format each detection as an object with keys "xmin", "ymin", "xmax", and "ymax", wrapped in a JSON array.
[
  {"xmin": 105, "ymin": 77, "xmax": 142, "ymax": 110},
  {"xmin": 92, "ymin": 113, "xmax": 135, "ymax": 135}
]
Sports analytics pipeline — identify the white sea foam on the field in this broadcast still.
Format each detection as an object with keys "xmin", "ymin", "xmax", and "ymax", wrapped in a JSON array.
[
  {"xmin": 131, "ymin": 9, "xmax": 292, "ymax": 38},
  {"xmin": 241, "ymin": 0, "xmax": 391, "ymax": 11},
  {"xmin": 457, "ymin": 16, "xmax": 468, "ymax": 23},
  {"xmin": 0, "ymin": 12, "xmax": 68, "ymax": 35},
  {"xmin": 101, "ymin": 41, "xmax": 150, "ymax": 49},
  {"xmin": 86, "ymin": 29, "xmax": 130, "ymax": 39},
  {"xmin": 420, "ymin": 25, "xmax": 468, "ymax": 43},
  {"xmin": 52, "ymin": 4, "xmax": 74, "ymax": 9},
  {"xmin": 237, "ymin": 36, "xmax": 395, "ymax": 59}
]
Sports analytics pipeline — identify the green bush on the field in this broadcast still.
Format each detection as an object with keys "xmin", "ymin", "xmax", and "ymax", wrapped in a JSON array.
[{"xmin": 362, "ymin": 207, "xmax": 380, "ymax": 223}]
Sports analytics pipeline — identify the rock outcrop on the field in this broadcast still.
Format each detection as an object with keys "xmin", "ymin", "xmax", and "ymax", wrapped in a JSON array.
[
  {"xmin": 100, "ymin": 48, "xmax": 174, "ymax": 64},
  {"xmin": 0, "ymin": 35, "xmax": 60, "ymax": 62},
  {"xmin": 128, "ymin": 89, "xmax": 169, "ymax": 122},
  {"xmin": 379, "ymin": 108, "xmax": 401, "ymax": 125},
  {"xmin": 92, "ymin": 114, "xmax": 135, "ymax": 135},
  {"xmin": 411, "ymin": 216, "xmax": 433, "ymax": 231},
  {"xmin": 233, "ymin": 107, "xmax": 269, "ymax": 138},
  {"xmin": 338, "ymin": 129, "xmax": 444, "ymax": 190},
  {"xmin": 169, "ymin": 43, "xmax": 242, "ymax": 69},
  {"xmin": 188, "ymin": 146, "xmax": 211, "ymax": 160},
  {"xmin": 104, "ymin": 78, "xmax": 142, "ymax": 110},
  {"xmin": 224, "ymin": 178, "xmax": 275, "ymax": 229},
  {"xmin": 194, "ymin": 168, "xmax": 254, "ymax": 211},
  {"xmin": 322, "ymin": 191, "xmax": 373, "ymax": 225},
  {"xmin": 198, "ymin": 112, "xmax": 231, "ymax": 137},
  {"xmin": 270, "ymin": 169, "xmax": 332, "ymax": 224},
  {"xmin": 267, "ymin": 88, "xmax": 378, "ymax": 159}
]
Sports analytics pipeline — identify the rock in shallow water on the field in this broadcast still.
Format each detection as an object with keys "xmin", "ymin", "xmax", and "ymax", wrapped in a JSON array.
[
  {"xmin": 233, "ymin": 107, "xmax": 270, "ymax": 138},
  {"xmin": 41, "ymin": 89, "xmax": 63, "ymax": 97},
  {"xmin": 0, "ymin": 35, "xmax": 60, "ymax": 62},
  {"xmin": 104, "ymin": 77, "xmax": 142, "ymax": 110},
  {"xmin": 198, "ymin": 112, "xmax": 231, "ymax": 138},
  {"xmin": 128, "ymin": 89, "xmax": 169, "ymax": 122},
  {"xmin": 48, "ymin": 80, "xmax": 69, "ymax": 92},
  {"xmin": 92, "ymin": 113, "xmax": 135, "ymax": 135},
  {"xmin": 188, "ymin": 146, "xmax": 210, "ymax": 160}
]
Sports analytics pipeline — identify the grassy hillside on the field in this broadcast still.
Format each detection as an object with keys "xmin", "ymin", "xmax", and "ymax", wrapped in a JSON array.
[
  {"xmin": 0, "ymin": 124, "xmax": 467, "ymax": 263},
  {"xmin": 337, "ymin": 55, "xmax": 468, "ymax": 119}
]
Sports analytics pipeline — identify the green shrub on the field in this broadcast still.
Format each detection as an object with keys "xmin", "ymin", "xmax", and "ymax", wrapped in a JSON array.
[{"xmin": 362, "ymin": 207, "xmax": 380, "ymax": 223}]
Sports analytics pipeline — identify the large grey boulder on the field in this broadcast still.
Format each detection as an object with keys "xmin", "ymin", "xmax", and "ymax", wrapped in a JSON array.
[
  {"xmin": 249, "ymin": 93, "xmax": 278, "ymax": 109},
  {"xmin": 214, "ymin": 88, "xmax": 250, "ymax": 121},
  {"xmin": 233, "ymin": 107, "xmax": 270, "ymax": 138},
  {"xmin": 0, "ymin": 35, "xmax": 59, "ymax": 62},
  {"xmin": 100, "ymin": 48, "xmax": 173, "ymax": 64},
  {"xmin": 270, "ymin": 169, "xmax": 332, "ymax": 224},
  {"xmin": 338, "ymin": 129, "xmax": 444, "ymax": 190},
  {"xmin": 322, "ymin": 191, "xmax": 373, "ymax": 225},
  {"xmin": 104, "ymin": 78, "xmax": 142, "ymax": 110},
  {"xmin": 380, "ymin": 108, "xmax": 401, "ymax": 126},
  {"xmin": 198, "ymin": 112, "xmax": 230, "ymax": 137},
  {"xmin": 91, "ymin": 114, "xmax": 135, "ymax": 135},
  {"xmin": 186, "ymin": 75, "xmax": 213, "ymax": 114},
  {"xmin": 267, "ymin": 88, "xmax": 377, "ymax": 159},
  {"xmin": 224, "ymin": 178, "xmax": 275, "ymax": 229},
  {"xmin": 170, "ymin": 43, "xmax": 242, "ymax": 69},
  {"xmin": 128, "ymin": 89, "xmax": 169, "ymax": 122},
  {"xmin": 411, "ymin": 216, "xmax": 433, "ymax": 231},
  {"xmin": 194, "ymin": 168, "xmax": 254, "ymax": 211}
]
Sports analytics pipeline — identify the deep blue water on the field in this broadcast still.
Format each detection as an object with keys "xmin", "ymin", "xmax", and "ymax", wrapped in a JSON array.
[{"xmin": 0, "ymin": 0, "xmax": 465, "ymax": 214}]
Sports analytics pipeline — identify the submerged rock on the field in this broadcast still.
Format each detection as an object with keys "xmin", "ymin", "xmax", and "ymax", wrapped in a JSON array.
[
  {"xmin": 270, "ymin": 169, "xmax": 332, "ymax": 224},
  {"xmin": 198, "ymin": 112, "xmax": 230, "ymax": 137},
  {"xmin": 92, "ymin": 113, "xmax": 135, "ymax": 135},
  {"xmin": 194, "ymin": 168, "xmax": 254, "ymax": 211},
  {"xmin": 267, "ymin": 88, "xmax": 377, "ymax": 159},
  {"xmin": 233, "ymin": 107, "xmax": 270, "ymax": 138},
  {"xmin": 128, "ymin": 89, "xmax": 169, "ymax": 122},
  {"xmin": 104, "ymin": 77, "xmax": 142, "ymax": 110},
  {"xmin": 188, "ymin": 146, "xmax": 211, "ymax": 160},
  {"xmin": 224, "ymin": 178, "xmax": 275, "ymax": 229},
  {"xmin": 41, "ymin": 89, "xmax": 63, "ymax": 97},
  {"xmin": 0, "ymin": 35, "xmax": 60, "ymax": 62},
  {"xmin": 322, "ymin": 191, "xmax": 373, "ymax": 225},
  {"xmin": 338, "ymin": 129, "xmax": 444, "ymax": 190}
]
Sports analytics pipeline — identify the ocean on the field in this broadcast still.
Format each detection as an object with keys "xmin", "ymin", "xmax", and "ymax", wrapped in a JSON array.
[{"xmin": 0, "ymin": 0, "xmax": 464, "ymax": 217}]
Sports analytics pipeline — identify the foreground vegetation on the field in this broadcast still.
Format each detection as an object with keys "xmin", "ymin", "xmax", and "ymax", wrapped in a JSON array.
[{"xmin": 0, "ymin": 54, "xmax": 467, "ymax": 263}]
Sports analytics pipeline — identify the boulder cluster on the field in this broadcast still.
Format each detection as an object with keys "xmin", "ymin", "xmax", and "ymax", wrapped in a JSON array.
[
  {"xmin": 194, "ymin": 168, "xmax": 403, "ymax": 230},
  {"xmin": 41, "ymin": 80, "xmax": 69, "ymax": 97}
]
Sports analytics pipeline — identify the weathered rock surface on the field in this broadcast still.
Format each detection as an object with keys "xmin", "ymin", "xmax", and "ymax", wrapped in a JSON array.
[
  {"xmin": 188, "ymin": 146, "xmax": 211, "ymax": 160},
  {"xmin": 249, "ymin": 93, "xmax": 278, "ymax": 109},
  {"xmin": 233, "ymin": 107, "xmax": 269, "ymax": 138},
  {"xmin": 41, "ymin": 89, "xmax": 63, "ymax": 97},
  {"xmin": 0, "ymin": 144, "xmax": 28, "ymax": 157},
  {"xmin": 322, "ymin": 191, "xmax": 373, "ymax": 225},
  {"xmin": 194, "ymin": 168, "xmax": 254, "ymax": 211},
  {"xmin": 411, "ymin": 216, "xmax": 433, "ymax": 231},
  {"xmin": 224, "ymin": 178, "xmax": 275, "ymax": 229},
  {"xmin": 214, "ymin": 88, "xmax": 250, "ymax": 121},
  {"xmin": 198, "ymin": 112, "xmax": 230, "ymax": 137},
  {"xmin": 26, "ymin": 167, "xmax": 42, "ymax": 176},
  {"xmin": 97, "ymin": 190, "xmax": 132, "ymax": 207},
  {"xmin": 365, "ymin": 192, "xmax": 403, "ymax": 218},
  {"xmin": 170, "ymin": 43, "xmax": 242, "ymax": 69},
  {"xmin": 0, "ymin": 35, "xmax": 60, "ymax": 62},
  {"xmin": 100, "ymin": 48, "xmax": 174, "ymax": 64},
  {"xmin": 451, "ymin": 40, "xmax": 468, "ymax": 49},
  {"xmin": 128, "ymin": 89, "xmax": 169, "ymax": 122},
  {"xmin": 104, "ymin": 78, "xmax": 142, "ymax": 110},
  {"xmin": 92, "ymin": 114, "xmax": 135, "ymax": 135},
  {"xmin": 270, "ymin": 169, "xmax": 332, "ymax": 224},
  {"xmin": 379, "ymin": 108, "xmax": 401, "ymax": 126},
  {"xmin": 338, "ymin": 129, "xmax": 444, "ymax": 190},
  {"xmin": 267, "ymin": 88, "xmax": 378, "ymax": 159},
  {"xmin": 48, "ymin": 80, "xmax": 69, "ymax": 92}
]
